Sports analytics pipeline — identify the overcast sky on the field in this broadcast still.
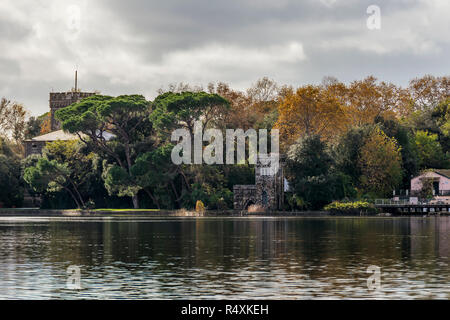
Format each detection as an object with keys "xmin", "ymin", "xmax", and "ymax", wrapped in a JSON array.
[{"xmin": 0, "ymin": 0, "xmax": 449, "ymax": 116}]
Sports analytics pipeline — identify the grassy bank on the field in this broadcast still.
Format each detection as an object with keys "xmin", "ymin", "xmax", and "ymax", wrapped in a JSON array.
[{"xmin": 0, "ymin": 208, "xmax": 329, "ymax": 217}]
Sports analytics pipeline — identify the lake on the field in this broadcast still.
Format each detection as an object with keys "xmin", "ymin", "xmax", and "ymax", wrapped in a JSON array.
[{"xmin": 0, "ymin": 216, "xmax": 449, "ymax": 299}]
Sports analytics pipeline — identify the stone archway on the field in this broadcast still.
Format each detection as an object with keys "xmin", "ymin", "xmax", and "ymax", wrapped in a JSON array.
[{"xmin": 244, "ymin": 199, "xmax": 256, "ymax": 210}]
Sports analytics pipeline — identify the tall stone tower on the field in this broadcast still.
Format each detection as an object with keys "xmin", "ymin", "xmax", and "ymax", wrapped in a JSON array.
[
  {"xmin": 50, "ymin": 71, "xmax": 95, "ymax": 131},
  {"xmin": 50, "ymin": 91, "xmax": 95, "ymax": 130},
  {"xmin": 254, "ymin": 154, "xmax": 284, "ymax": 210}
]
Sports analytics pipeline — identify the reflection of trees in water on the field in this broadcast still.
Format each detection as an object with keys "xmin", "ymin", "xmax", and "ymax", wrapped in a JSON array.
[
  {"xmin": 2, "ymin": 217, "xmax": 450, "ymax": 289},
  {"xmin": 410, "ymin": 217, "xmax": 450, "ymax": 263}
]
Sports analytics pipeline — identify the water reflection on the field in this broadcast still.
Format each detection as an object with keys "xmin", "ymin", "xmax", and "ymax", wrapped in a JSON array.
[{"xmin": 0, "ymin": 217, "xmax": 449, "ymax": 299}]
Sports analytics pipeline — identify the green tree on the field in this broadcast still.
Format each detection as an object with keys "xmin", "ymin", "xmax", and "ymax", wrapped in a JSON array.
[
  {"xmin": 151, "ymin": 91, "xmax": 230, "ymax": 137},
  {"xmin": 334, "ymin": 125, "xmax": 374, "ymax": 186},
  {"xmin": 358, "ymin": 127, "xmax": 403, "ymax": 197},
  {"xmin": 431, "ymin": 98, "xmax": 450, "ymax": 153},
  {"xmin": 375, "ymin": 116, "xmax": 419, "ymax": 188},
  {"xmin": 129, "ymin": 144, "xmax": 176, "ymax": 209},
  {"xmin": 414, "ymin": 130, "xmax": 448, "ymax": 169},
  {"xmin": 0, "ymin": 155, "xmax": 23, "ymax": 207},
  {"xmin": 0, "ymin": 137, "xmax": 23, "ymax": 207},
  {"xmin": 286, "ymin": 134, "xmax": 352, "ymax": 209},
  {"xmin": 25, "ymin": 115, "xmax": 45, "ymax": 139},
  {"xmin": 56, "ymin": 94, "xmax": 151, "ymax": 208},
  {"xmin": 150, "ymin": 91, "xmax": 230, "ymax": 209},
  {"xmin": 23, "ymin": 140, "xmax": 96, "ymax": 209}
]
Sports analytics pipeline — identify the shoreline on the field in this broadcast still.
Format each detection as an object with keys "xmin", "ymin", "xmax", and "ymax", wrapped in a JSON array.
[
  {"xmin": 0, "ymin": 208, "xmax": 329, "ymax": 217},
  {"xmin": 0, "ymin": 208, "xmax": 448, "ymax": 218}
]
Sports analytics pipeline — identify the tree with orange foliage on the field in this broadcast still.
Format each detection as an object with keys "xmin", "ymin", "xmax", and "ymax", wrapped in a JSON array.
[
  {"xmin": 275, "ymin": 85, "xmax": 347, "ymax": 149},
  {"xmin": 408, "ymin": 75, "xmax": 450, "ymax": 112},
  {"xmin": 39, "ymin": 114, "xmax": 51, "ymax": 135},
  {"xmin": 210, "ymin": 82, "xmax": 255, "ymax": 130},
  {"xmin": 209, "ymin": 77, "xmax": 280, "ymax": 130},
  {"xmin": 345, "ymin": 76, "xmax": 408, "ymax": 126}
]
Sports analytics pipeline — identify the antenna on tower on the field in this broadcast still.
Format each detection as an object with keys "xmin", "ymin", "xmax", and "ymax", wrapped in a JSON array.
[{"xmin": 74, "ymin": 70, "xmax": 78, "ymax": 92}]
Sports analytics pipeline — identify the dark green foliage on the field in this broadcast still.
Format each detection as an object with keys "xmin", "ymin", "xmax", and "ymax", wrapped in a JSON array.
[
  {"xmin": 224, "ymin": 165, "xmax": 255, "ymax": 190},
  {"xmin": 23, "ymin": 141, "xmax": 97, "ymax": 209},
  {"xmin": 286, "ymin": 135, "xmax": 354, "ymax": 210},
  {"xmin": 24, "ymin": 116, "xmax": 42, "ymax": 139},
  {"xmin": 182, "ymin": 182, "xmax": 233, "ymax": 210},
  {"xmin": 151, "ymin": 91, "xmax": 230, "ymax": 136},
  {"xmin": 130, "ymin": 144, "xmax": 176, "ymax": 209},
  {"xmin": 414, "ymin": 130, "xmax": 449, "ymax": 169},
  {"xmin": 375, "ymin": 116, "xmax": 419, "ymax": 188},
  {"xmin": 56, "ymin": 94, "xmax": 152, "ymax": 209},
  {"xmin": 334, "ymin": 125, "xmax": 373, "ymax": 185},
  {"xmin": 0, "ymin": 154, "xmax": 23, "ymax": 207},
  {"xmin": 0, "ymin": 137, "xmax": 23, "ymax": 207},
  {"xmin": 0, "ymin": 137, "xmax": 16, "ymax": 158}
]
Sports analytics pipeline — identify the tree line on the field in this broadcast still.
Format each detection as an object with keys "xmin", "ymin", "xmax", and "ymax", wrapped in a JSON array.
[{"xmin": 0, "ymin": 75, "xmax": 449, "ymax": 210}]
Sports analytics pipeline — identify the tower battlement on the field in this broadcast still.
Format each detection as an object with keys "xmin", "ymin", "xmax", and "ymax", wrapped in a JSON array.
[{"xmin": 50, "ymin": 91, "xmax": 95, "ymax": 130}]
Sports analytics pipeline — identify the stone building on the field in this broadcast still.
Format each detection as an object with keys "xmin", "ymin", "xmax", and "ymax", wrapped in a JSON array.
[
  {"xmin": 24, "ymin": 89, "xmax": 95, "ymax": 157},
  {"xmin": 24, "ymin": 130, "xmax": 79, "ymax": 157},
  {"xmin": 233, "ymin": 154, "xmax": 285, "ymax": 210}
]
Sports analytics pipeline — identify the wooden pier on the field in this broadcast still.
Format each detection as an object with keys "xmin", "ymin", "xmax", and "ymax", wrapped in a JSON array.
[{"xmin": 375, "ymin": 199, "xmax": 450, "ymax": 215}]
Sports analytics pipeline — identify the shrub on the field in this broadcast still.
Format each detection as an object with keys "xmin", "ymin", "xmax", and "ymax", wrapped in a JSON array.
[
  {"xmin": 324, "ymin": 201, "xmax": 378, "ymax": 215},
  {"xmin": 195, "ymin": 200, "xmax": 205, "ymax": 212}
]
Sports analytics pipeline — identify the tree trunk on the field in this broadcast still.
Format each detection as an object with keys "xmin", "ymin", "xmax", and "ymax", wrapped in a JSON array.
[
  {"xmin": 68, "ymin": 179, "xmax": 85, "ymax": 208},
  {"xmin": 144, "ymin": 188, "xmax": 160, "ymax": 209},
  {"xmin": 132, "ymin": 194, "xmax": 139, "ymax": 209},
  {"xmin": 64, "ymin": 186, "xmax": 81, "ymax": 209},
  {"xmin": 170, "ymin": 180, "xmax": 183, "ymax": 207}
]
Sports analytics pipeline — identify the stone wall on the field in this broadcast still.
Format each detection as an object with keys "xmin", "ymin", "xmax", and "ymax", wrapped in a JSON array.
[
  {"xmin": 233, "ymin": 154, "xmax": 285, "ymax": 210},
  {"xmin": 233, "ymin": 185, "xmax": 257, "ymax": 210},
  {"xmin": 24, "ymin": 140, "xmax": 46, "ymax": 157}
]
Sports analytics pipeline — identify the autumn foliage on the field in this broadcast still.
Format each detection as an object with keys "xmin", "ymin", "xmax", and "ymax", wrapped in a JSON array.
[
  {"xmin": 1, "ymin": 74, "xmax": 449, "ymax": 210},
  {"xmin": 275, "ymin": 85, "xmax": 347, "ymax": 148},
  {"xmin": 358, "ymin": 127, "xmax": 403, "ymax": 197},
  {"xmin": 275, "ymin": 76, "xmax": 417, "ymax": 148}
]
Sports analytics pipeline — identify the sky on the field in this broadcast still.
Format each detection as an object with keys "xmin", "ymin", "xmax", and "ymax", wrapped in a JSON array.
[{"xmin": 0, "ymin": 0, "xmax": 449, "ymax": 116}]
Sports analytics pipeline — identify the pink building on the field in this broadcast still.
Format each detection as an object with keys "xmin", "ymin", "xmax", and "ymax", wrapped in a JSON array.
[{"xmin": 411, "ymin": 169, "xmax": 450, "ymax": 199}]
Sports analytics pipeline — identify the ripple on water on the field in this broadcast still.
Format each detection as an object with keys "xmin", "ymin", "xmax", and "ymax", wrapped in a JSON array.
[{"xmin": 0, "ymin": 217, "xmax": 449, "ymax": 299}]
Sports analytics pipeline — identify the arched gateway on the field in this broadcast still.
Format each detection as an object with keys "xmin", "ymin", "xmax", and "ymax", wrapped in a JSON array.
[{"xmin": 233, "ymin": 154, "xmax": 285, "ymax": 211}]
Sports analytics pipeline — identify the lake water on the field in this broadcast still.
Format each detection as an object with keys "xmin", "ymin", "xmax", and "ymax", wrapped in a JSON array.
[{"xmin": 0, "ymin": 216, "xmax": 449, "ymax": 299}]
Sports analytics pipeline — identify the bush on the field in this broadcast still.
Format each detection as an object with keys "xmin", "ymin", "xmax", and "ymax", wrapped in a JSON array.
[
  {"xmin": 0, "ymin": 154, "xmax": 23, "ymax": 207},
  {"xmin": 195, "ymin": 200, "xmax": 205, "ymax": 212},
  {"xmin": 324, "ymin": 201, "xmax": 378, "ymax": 215}
]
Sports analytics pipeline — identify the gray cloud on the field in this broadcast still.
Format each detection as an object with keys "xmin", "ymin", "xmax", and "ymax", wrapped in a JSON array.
[{"xmin": 0, "ymin": 0, "xmax": 449, "ymax": 116}]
